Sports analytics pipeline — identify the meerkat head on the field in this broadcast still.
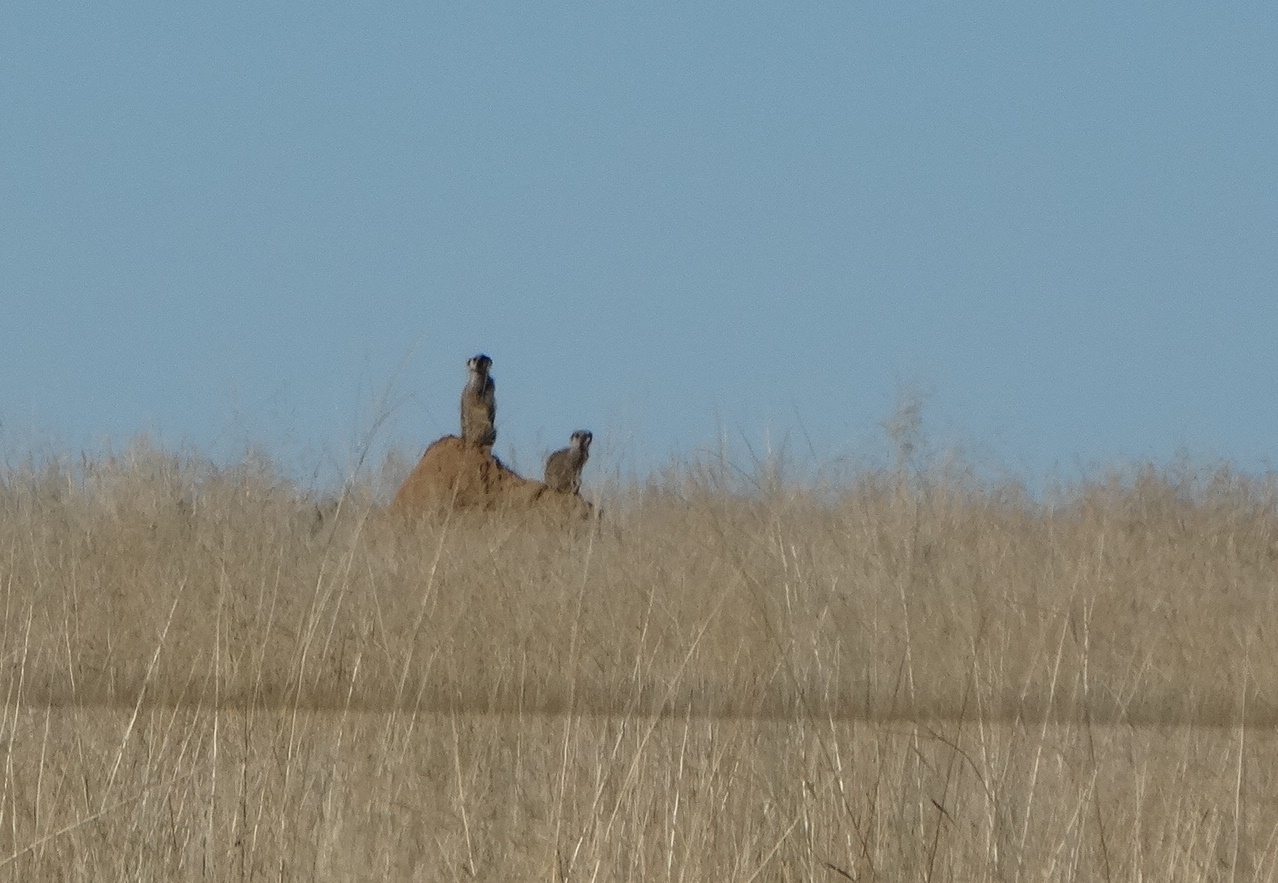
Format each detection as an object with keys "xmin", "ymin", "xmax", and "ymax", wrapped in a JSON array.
[
  {"xmin": 572, "ymin": 430, "xmax": 593, "ymax": 453},
  {"xmin": 467, "ymin": 354, "xmax": 492, "ymax": 376}
]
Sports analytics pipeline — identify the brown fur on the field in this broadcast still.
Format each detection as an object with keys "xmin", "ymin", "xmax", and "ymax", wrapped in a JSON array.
[
  {"xmin": 544, "ymin": 430, "xmax": 592, "ymax": 494},
  {"xmin": 389, "ymin": 435, "xmax": 593, "ymax": 519},
  {"xmin": 460, "ymin": 355, "xmax": 497, "ymax": 448}
]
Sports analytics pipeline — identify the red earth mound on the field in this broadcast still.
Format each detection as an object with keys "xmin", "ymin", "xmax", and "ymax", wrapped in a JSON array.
[{"xmin": 389, "ymin": 435, "xmax": 593, "ymax": 520}]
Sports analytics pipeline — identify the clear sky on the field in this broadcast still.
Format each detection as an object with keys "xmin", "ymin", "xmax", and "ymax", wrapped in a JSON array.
[{"xmin": 3, "ymin": 3, "xmax": 1275, "ymax": 490}]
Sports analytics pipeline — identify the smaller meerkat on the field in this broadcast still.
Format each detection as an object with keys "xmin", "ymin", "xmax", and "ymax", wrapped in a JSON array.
[
  {"xmin": 544, "ymin": 430, "xmax": 592, "ymax": 494},
  {"xmin": 460, "ymin": 354, "xmax": 496, "ymax": 448}
]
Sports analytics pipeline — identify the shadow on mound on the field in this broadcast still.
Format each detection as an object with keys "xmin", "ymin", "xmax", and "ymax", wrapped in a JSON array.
[{"xmin": 388, "ymin": 435, "xmax": 594, "ymax": 520}]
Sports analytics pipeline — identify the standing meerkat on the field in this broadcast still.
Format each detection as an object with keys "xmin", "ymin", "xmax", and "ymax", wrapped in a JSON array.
[
  {"xmin": 460, "ymin": 354, "xmax": 496, "ymax": 448},
  {"xmin": 544, "ymin": 430, "xmax": 592, "ymax": 494}
]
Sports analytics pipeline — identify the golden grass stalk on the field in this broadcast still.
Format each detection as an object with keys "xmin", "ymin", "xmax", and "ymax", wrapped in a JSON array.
[{"xmin": 0, "ymin": 438, "xmax": 1274, "ymax": 878}]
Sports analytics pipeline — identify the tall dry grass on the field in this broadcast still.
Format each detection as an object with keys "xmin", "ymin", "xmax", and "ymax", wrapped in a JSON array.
[{"xmin": 0, "ymin": 437, "xmax": 1276, "ymax": 879}]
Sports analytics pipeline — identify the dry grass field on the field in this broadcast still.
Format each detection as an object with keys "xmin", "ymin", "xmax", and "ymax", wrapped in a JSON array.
[{"xmin": 1, "ymin": 438, "xmax": 1277, "ymax": 880}]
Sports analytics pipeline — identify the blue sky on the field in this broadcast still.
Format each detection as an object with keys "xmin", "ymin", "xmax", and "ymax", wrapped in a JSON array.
[{"xmin": 3, "ymin": 3, "xmax": 1275, "ymax": 489}]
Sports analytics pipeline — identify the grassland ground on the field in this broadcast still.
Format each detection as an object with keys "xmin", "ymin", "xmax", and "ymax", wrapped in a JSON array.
[
  {"xmin": 1, "ymin": 708, "xmax": 1273, "ymax": 880},
  {"xmin": 0, "ymin": 442, "xmax": 1275, "ymax": 879}
]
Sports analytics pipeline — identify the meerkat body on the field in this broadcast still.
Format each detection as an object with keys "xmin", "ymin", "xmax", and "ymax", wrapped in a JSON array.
[
  {"xmin": 460, "ymin": 354, "xmax": 497, "ymax": 448},
  {"xmin": 544, "ymin": 430, "xmax": 592, "ymax": 494}
]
